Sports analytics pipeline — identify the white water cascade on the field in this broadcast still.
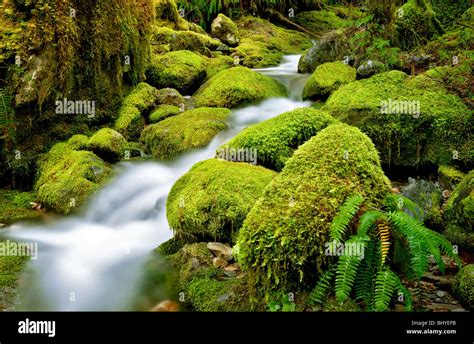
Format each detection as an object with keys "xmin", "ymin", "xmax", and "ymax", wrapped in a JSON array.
[{"xmin": 2, "ymin": 55, "xmax": 311, "ymax": 310}]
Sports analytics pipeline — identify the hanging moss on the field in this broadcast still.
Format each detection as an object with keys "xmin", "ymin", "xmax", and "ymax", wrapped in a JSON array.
[
  {"xmin": 167, "ymin": 159, "xmax": 277, "ymax": 243},
  {"xmin": 220, "ymin": 108, "xmax": 337, "ymax": 171},
  {"xmin": 237, "ymin": 123, "xmax": 391, "ymax": 295}
]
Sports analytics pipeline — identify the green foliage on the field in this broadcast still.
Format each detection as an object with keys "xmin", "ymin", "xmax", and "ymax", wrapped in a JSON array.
[
  {"xmin": 329, "ymin": 194, "xmax": 364, "ymax": 243},
  {"xmin": 308, "ymin": 191, "xmax": 460, "ymax": 311},
  {"xmin": 267, "ymin": 292, "xmax": 296, "ymax": 312},
  {"xmin": 0, "ymin": 89, "xmax": 15, "ymax": 144},
  {"xmin": 307, "ymin": 265, "xmax": 336, "ymax": 306}
]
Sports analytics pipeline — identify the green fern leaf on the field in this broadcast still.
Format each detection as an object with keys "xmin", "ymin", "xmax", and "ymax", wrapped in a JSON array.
[
  {"xmin": 374, "ymin": 268, "xmax": 398, "ymax": 311},
  {"xmin": 307, "ymin": 265, "xmax": 336, "ymax": 306},
  {"xmin": 330, "ymin": 194, "xmax": 364, "ymax": 243}
]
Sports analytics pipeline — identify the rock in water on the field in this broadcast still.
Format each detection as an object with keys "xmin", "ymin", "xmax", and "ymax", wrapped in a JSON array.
[{"xmin": 237, "ymin": 123, "xmax": 391, "ymax": 293}]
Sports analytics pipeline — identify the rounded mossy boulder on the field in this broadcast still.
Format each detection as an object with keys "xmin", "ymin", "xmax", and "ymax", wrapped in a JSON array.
[
  {"xmin": 211, "ymin": 13, "xmax": 240, "ymax": 46},
  {"xmin": 140, "ymin": 108, "xmax": 231, "ymax": 160},
  {"xmin": 35, "ymin": 142, "xmax": 112, "ymax": 214},
  {"xmin": 0, "ymin": 190, "xmax": 41, "ymax": 225},
  {"xmin": 302, "ymin": 61, "xmax": 356, "ymax": 101},
  {"xmin": 149, "ymin": 105, "xmax": 180, "ymax": 123},
  {"xmin": 324, "ymin": 70, "xmax": 473, "ymax": 169},
  {"xmin": 146, "ymin": 50, "xmax": 206, "ymax": 95},
  {"xmin": 219, "ymin": 108, "xmax": 338, "ymax": 171},
  {"xmin": 167, "ymin": 159, "xmax": 277, "ymax": 243},
  {"xmin": 453, "ymin": 264, "xmax": 474, "ymax": 310},
  {"xmin": 87, "ymin": 128, "xmax": 128, "ymax": 163},
  {"xmin": 203, "ymin": 55, "xmax": 235, "ymax": 80},
  {"xmin": 193, "ymin": 67, "xmax": 287, "ymax": 108},
  {"xmin": 152, "ymin": 27, "xmax": 223, "ymax": 56},
  {"xmin": 237, "ymin": 123, "xmax": 391, "ymax": 293},
  {"xmin": 115, "ymin": 82, "xmax": 160, "ymax": 140},
  {"xmin": 444, "ymin": 170, "xmax": 473, "ymax": 232}
]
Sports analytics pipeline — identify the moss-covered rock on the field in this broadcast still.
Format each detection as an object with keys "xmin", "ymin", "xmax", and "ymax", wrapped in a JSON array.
[
  {"xmin": 453, "ymin": 264, "xmax": 474, "ymax": 310},
  {"xmin": 438, "ymin": 165, "xmax": 465, "ymax": 190},
  {"xmin": 219, "ymin": 108, "xmax": 337, "ymax": 171},
  {"xmin": 294, "ymin": 9, "xmax": 354, "ymax": 35},
  {"xmin": 298, "ymin": 30, "xmax": 349, "ymax": 73},
  {"xmin": 211, "ymin": 14, "xmax": 240, "ymax": 47},
  {"xmin": 233, "ymin": 16, "xmax": 312, "ymax": 68},
  {"xmin": 156, "ymin": 87, "xmax": 185, "ymax": 107},
  {"xmin": 149, "ymin": 105, "xmax": 180, "ymax": 123},
  {"xmin": 194, "ymin": 67, "xmax": 287, "ymax": 108},
  {"xmin": 431, "ymin": 0, "xmax": 471, "ymax": 30},
  {"xmin": 0, "ymin": 249, "xmax": 29, "ymax": 311},
  {"xmin": 395, "ymin": 0, "xmax": 443, "ymax": 50},
  {"xmin": 87, "ymin": 128, "xmax": 128, "ymax": 163},
  {"xmin": 35, "ymin": 142, "xmax": 112, "ymax": 214},
  {"xmin": 167, "ymin": 159, "xmax": 277, "ymax": 243},
  {"xmin": 141, "ymin": 108, "xmax": 230, "ymax": 160},
  {"xmin": 445, "ymin": 171, "xmax": 473, "ymax": 232},
  {"xmin": 154, "ymin": 0, "xmax": 189, "ymax": 30},
  {"xmin": 0, "ymin": 190, "xmax": 41, "ymax": 225},
  {"xmin": 237, "ymin": 123, "xmax": 391, "ymax": 294},
  {"xmin": 325, "ymin": 70, "xmax": 473, "ymax": 169},
  {"xmin": 115, "ymin": 83, "xmax": 160, "ymax": 140},
  {"xmin": 302, "ymin": 61, "xmax": 356, "ymax": 101},
  {"xmin": 203, "ymin": 55, "xmax": 235, "ymax": 80},
  {"xmin": 356, "ymin": 60, "xmax": 386, "ymax": 79},
  {"xmin": 146, "ymin": 50, "xmax": 206, "ymax": 95}
]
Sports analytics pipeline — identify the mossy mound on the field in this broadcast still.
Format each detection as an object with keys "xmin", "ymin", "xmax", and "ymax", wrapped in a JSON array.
[
  {"xmin": 114, "ymin": 83, "xmax": 160, "ymax": 140},
  {"xmin": 0, "ymin": 190, "xmax": 41, "ymax": 225},
  {"xmin": 146, "ymin": 50, "xmax": 206, "ymax": 95},
  {"xmin": 152, "ymin": 27, "xmax": 223, "ymax": 56},
  {"xmin": 149, "ymin": 105, "xmax": 180, "ymax": 123},
  {"xmin": 233, "ymin": 16, "xmax": 312, "ymax": 68},
  {"xmin": 35, "ymin": 142, "xmax": 112, "ymax": 214},
  {"xmin": 453, "ymin": 264, "xmax": 474, "ymax": 310},
  {"xmin": 211, "ymin": 14, "xmax": 240, "ymax": 47},
  {"xmin": 395, "ymin": 0, "xmax": 443, "ymax": 50},
  {"xmin": 141, "ymin": 108, "xmax": 231, "ymax": 160},
  {"xmin": 325, "ymin": 70, "xmax": 473, "ymax": 169},
  {"xmin": 444, "ymin": 171, "xmax": 473, "ymax": 231},
  {"xmin": 237, "ymin": 123, "xmax": 391, "ymax": 293},
  {"xmin": 302, "ymin": 61, "xmax": 356, "ymax": 101},
  {"xmin": 438, "ymin": 165, "xmax": 465, "ymax": 189},
  {"xmin": 0, "ymin": 250, "xmax": 29, "ymax": 311},
  {"xmin": 87, "ymin": 128, "xmax": 128, "ymax": 163},
  {"xmin": 219, "ymin": 108, "xmax": 337, "ymax": 171},
  {"xmin": 203, "ymin": 55, "xmax": 235, "ymax": 80},
  {"xmin": 167, "ymin": 159, "xmax": 277, "ymax": 243},
  {"xmin": 294, "ymin": 9, "xmax": 353, "ymax": 35},
  {"xmin": 194, "ymin": 67, "xmax": 287, "ymax": 108}
]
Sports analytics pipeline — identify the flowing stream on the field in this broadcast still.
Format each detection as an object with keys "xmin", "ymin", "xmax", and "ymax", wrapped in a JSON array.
[{"xmin": 2, "ymin": 55, "xmax": 311, "ymax": 311}]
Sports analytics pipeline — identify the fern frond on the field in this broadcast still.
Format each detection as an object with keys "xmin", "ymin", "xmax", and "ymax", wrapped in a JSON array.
[
  {"xmin": 330, "ymin": 194, "xmax": 364, "ymax": 243},
  {"xmin": 374, "ymin": 268, "xmax": 399, "ymax": 311},
  {"xmin": 357, "ymin": 210, "xmax": 384, "ymax": 236},
  {"xmin": 385, "ymin": 194, "xmax": 423, "ymax": 221},
  {"xmin": 335, "ymin": 235, "xmax": 368, "ymax": 302},
  {"xmin": 354, "ymin": 239, "xmax": 379, "ymax": 306},
  {"xmin": 393, "ymin": 274, "xmax": 413, "ymax": 311},
  {"xmin": 430, "ymin": 230, "xmax": 462, "ymax": 268},
  {"xmin": 376, "ymin": 219, "xmax": 391, "ymax": 266},
  {"xmin": 307, "ymin": 265, "xmax": 336, "ymax": 306}
]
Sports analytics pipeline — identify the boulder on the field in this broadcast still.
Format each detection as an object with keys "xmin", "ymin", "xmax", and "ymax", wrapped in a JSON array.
[
  {"xmin": 141, "ymin": 108, "xmax": 231, "ymax": 160},
  {"xmin": 194, "ymin": 67, "xmax": 287, "ymax": 108},
  {"xmin": 156, "ymin": 88, "xmax": 185, "ymax": 107},
  {"xmin": 166, "ymin": 159, "xmax": 276, "ymax": 243},
  {"xmin": 211, "ymin": 14, "xmax": 240, "ymax": 46},
  {"xmin": 207, "ymin": 242, "xmax": 233, "ymax": 262},
  {"xmin": 302, "ymin": 61, "xmax": 356, "ymax": 100},
  {"xmin": 219, "ymin": 108, "xmax": 337, "ymax": 171},
  {"xmin": 237, "ymin": 123, "xmax": 391, "ymax": 293},
  {"xmin": 146, "ymin": 50, "xmax": 206, "ymax": 95},
  {"xmin": 356, "ymin": 60, "xmax": 386, "ymax": 79},
  {"xmin": 453, "ymin": 264, "xmax": 474, "ymax": 310},
  {"xmin": 149, "ymin": 105, "xmax": 180, "ymax": 123},
  {"xmin": 87, "ymin": 128, "xmax": 128, "ymax": 163}
]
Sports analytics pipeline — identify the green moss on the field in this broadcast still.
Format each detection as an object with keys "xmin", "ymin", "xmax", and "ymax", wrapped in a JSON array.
[
  {"xmin": 185, "ymin": 276, "xmax": 250, "ymax": 312},
  {"xmin": 453, "ymin": 264, "xmax": 474, "ymax": 310},
  {"xmin": 444, "ymin": 171, "xmax": 473, "ymax": 233},
  {"xmin": 141, "ymin": 108, "xmax": 230, "ymax": 160},
  {"xmin": 154, "ymin": 0, "xmax": 189, "ymax": 30},
  {"xmin": 322, "ymin": 297, "xmax": 361, "ymax": 312},
  {"xmin": 294, "ymin": 9, "xmax": 353, "ymax": 34},
  {"xmin": 35, "ymin": 142, "xmax": 112, "ymax": 214},
  {"xmin": 431, "ymin": 0, "xmax": 471, "ymax": 30},
  {"xmin": 0, "ymin": 248, "xmax": 29, "ymax": 310},
  {"xmin": 149, "ymin": 105, "xmax": 180, "ymax": 123},
  {"xmin": 237, "ymin": 123, "xmax": 391, "ymax": 294},
  {"xmin": 444, "ymin": 224, "xmax": 474, "ymax": 250},
  {"xmin": 146, "ymin": 50, "xmax": 206, "ymax": 95},
  {"xmin": 87, "ymin": 128, "xmax": 128, "ymax": 163},
  {"xmin": 67, "ymin": 134, "xmax": 89, "ymax": 150},
  {"xmin": 0, "ymin": 190, "xmax": 41, "ymax": 225},
  {"xmin": 325, "ymin": 70, "xmax": 473, "ymax": 169},
  {"xmin": 233, "ymin": 16, "xmax": 312, "ymax": 68},
  {"xmin": 438, "ymin": 165, "xmax": 465, "ymax": 189},
  {"xmin": 220, "ymin": 108, "xmax": 337, "ymax": 171},
  {"xmin": 156, "ymin": 237, "xmax": 187, "ymax": 256},
  {"xmin": 302, "ymin": 61, "xmax": 356, "ymax": 101},
  {"xmin": 203, "ymin": 55, "xmax": 235, "ymax": 80},
  {"xmin": 194, "ymin": 67, "xmax": 287, "ymax": 108},
  {"xmin": 211, "ymin": 14, "xmax": 240, "ymax": 46},
  {"xmin": 167, "ymin": 159, "xmax": 277, "ymax": 243},
  {"xmin": 115, "ymin": 83, "xmax": 160, "ymax": 140}
]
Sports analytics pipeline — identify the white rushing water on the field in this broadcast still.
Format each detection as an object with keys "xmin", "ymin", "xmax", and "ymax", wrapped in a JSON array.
[{"xmin": 2, "ymin": 55, "xmax": 311, "ymax": 311}]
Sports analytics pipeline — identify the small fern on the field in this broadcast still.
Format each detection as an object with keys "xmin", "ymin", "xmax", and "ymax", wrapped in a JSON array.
[
  {"xmin": 307, "ymin": 265, "xmax": 336, "ymax": 306},
  {"xmin": 374, "ymin": 269, "xmax": 399, "ymax": 311},
  {"xmin": 330, "ymin": 194, "xmax": 364, "ymax": 243}
]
